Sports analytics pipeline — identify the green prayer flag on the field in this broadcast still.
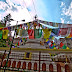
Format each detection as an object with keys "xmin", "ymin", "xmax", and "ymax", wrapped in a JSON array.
[
  {"xmin": 34, "ymin": 29, "xmax": 42, "ymax": 38},
  {"xmin": 52, "ymin": 45, "xmax": 54, "ymax": 48},
  {"xmin": 0, "ymin": 30, "xmax": 2, "ymax": 39},
  {"xmin": 62, "ymin": 45, "xmax": 67, "ymax": 49},
  {"xmin": 49, "ymin": 35, "xmax": 52, "ymax": 39}
]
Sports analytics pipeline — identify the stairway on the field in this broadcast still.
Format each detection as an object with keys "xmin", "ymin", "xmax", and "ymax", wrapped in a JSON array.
[{"xmin": 18, "ymin": 38, "xmax": 46, "ymax": 49}]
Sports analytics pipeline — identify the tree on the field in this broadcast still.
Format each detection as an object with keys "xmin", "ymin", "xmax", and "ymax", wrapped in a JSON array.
[{"xmin": 4, "ymin": 14, "xmax": 11, "ymax": 26}]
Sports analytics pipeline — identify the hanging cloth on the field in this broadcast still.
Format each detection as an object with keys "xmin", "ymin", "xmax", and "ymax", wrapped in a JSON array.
[
  {"xmin": 52, "ymin": 29, "xmax": 59, "ymax": 35},
  {"xmin": 14, "ymin": 29, "xmax": 19, "ymax": 37},
  {"xmin": 34, "ymin": 29, "xmax": 42, "ymax": 38},
  {"xmin": 27, "ymin": 23, "xmax": 30, "ymax": 29},
  {"xmin": 2, "ymin": 30, "xmax": 9, "ymax": 39},
  {"xmin": 43, "ymin": 29, "xmax": 52, "ymax": 39},
  {"xmin": 67, "ymin": 28, "xmax": 72, "ymax": 38},
  {"xmin": 18, "ymin": 29, "xmax": 23, "ymax": 36},
  {"xmin": 28, "ymin": 29, "xmax": 34, "ymax": 39},
  {"xmin": 58, "ymin": 28, "xmax": 70, "ymax": 37},
  {"xmin": 22, "ymin": 29, "xmax": 28, "ymax": 37},
  {"xmin": 0, "ymin": 30, "xmax": 3, "ymax": 39},
  {"xmin": 33, "ymin": 22, "xmax": 37, "ymax": 29}
]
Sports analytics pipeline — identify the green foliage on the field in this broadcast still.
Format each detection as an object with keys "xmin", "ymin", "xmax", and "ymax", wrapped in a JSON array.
[
  {"xmin": 0, "ymin": 22, "xmax": 6, "ymax": 27},
  {"xmin": 0, "ymin": 39, "xmax": 8, "ymax": 47},
  {"xmin": 8, "ymin": 39, "xmax": 11, "ymax": 46}
]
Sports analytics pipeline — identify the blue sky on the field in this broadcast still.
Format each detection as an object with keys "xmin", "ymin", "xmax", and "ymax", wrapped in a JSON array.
[
  {"xmin": 0, "ymin": 0, "xmax": 72, "ymax": 26},
  {"xmin": 35, "ymin": 0, "xmax": 61, "ymax": 23}
]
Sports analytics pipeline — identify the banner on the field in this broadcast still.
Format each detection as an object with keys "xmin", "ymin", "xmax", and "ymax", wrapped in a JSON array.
[
  {"xmin": 43, "ymin": 29, "xmax": 52, "ymax": 39},
  {"xmin": 2, "ymin": 30, "xmax": 9, "ymax": 39},
  {"xmin": 22, "ymin": 29, "xmax": 28, "ymax": 37},
  {"xmin": 18, "ymin": 29, "xmax": 23, "ymax": 36},
  {"xmin": 34, "ymin": 29, "xmax": 42, "ymax": 38},
  {"xmin": 67, "ymin": 24, "xmax": 72, "ymax": 28},
  {"xmin": 52, "ymin": 29, "xmax": 59, "ymax": 35},
  {"xmin": 66, "ymin": 28, "xmax": 72, "ymax": 38},
  {"xmin": 33, "ymin": 22, "xmax": 37, "ymax": 29},
  {"xmin": 0, "ymin": 30, "xmax": 3, "ymax": 39},
  {"xmin": 28, "ymin": 29, "xmax": 34, "ymax": 39},
  {"xmin": 27, "ymin": 23, "xmax": 30, "ymax": 29},
  {"xmin": 58, "ymin": 28, "xmax": 70, "ymax": 37}
]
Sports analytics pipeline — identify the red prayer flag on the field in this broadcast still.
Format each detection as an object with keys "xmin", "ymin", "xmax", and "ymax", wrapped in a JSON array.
[
  {"xmin": 51, "ymin": 44, "xmax": 53, "ymax": 47},
  {"xmin": 4, "ymin": 27, "xmax": 8, "ymax": 30},
  {"xmin": 18, "ymin": 42, "xmax": 19, "ymax": 46},
  {"xmin": 39, "ymin": 23, "xmax": 40, "ymax": 27},
  {"xmin": 69, "ymin": 33, "xmax": 72, "ymax": 37},
  {"xmin": 28, "ymin": 29, "xmax": 34, "ymax": 39},
  {"xmin": 60, "ymin": 42, "xmax": 64, "ymax": 47},
  {"xmin": 20, "ymin": 24, "xmax": 22, "ymax": 28},
  {"xmin": 51, "ymin": 41, "xmax": 53, "ymax": 44}
]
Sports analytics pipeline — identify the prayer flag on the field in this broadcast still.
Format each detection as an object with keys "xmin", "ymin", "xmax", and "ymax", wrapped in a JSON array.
[
  {"xmin": 66, "ymin": 47, "xmax": 70, "ymax": 49},
  {"xmin": 0, "ymin": 30, "xmax": 3, "ymax": 39},
  {"xmin": 2, "ymin": 30, "xmax": 9, "ymax": 39},
  {"xmin": 34, "ymin": 29, "xmax": 42, "ymax": 38},
  {"xmin": 60, "ymin": 42, "xmax": 64, "ymax": 47},
  {"xmin": 62, "ymin": 45, "xmax": 67, "ymax": 49},
  {"xmin": 43, "ymin": 29, "xmax": 52, "ymax": 39},
  {"xmin": 18, "ymin": 29, "xmax": 22, "ymax": 36},
  {"xmin": 28, "ymin": 29, "xmax": 34, "ymax": 39}
]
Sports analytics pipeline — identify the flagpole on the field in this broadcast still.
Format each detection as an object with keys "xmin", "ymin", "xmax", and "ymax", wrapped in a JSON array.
[{"xmin": 6, "ymin": 19, "xmax": 25, "ymax": 63}]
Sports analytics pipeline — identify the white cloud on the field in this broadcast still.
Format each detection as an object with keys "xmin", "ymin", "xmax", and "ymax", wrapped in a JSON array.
[
  {"xmin": 60, "ymin": 2, "xmax": 65, "ymax": 7},
  {"xmin": 0, "ymin": 0, "xmax": 44, "ymax": 26},
  {"xmin": 6, "ymin": 0, "xmax": 14, "ymax": 6},
  {"xmin": 5, "ymin": 7, "xmax": 34, "ymax": 26},
  {"xmin": 0, "ymin": 0, "xmax": 36, "ymax": 25},
  {"xmin": 11, "ymin": 8, "xmax": 31, "ymax": 21},
  {"xmin": 67, "ymin": 21, "xmax": 69, "ymax": 24},
  {"xmin": 0, "ymin": 1, "xmax": 9, "ymax": 10},
  {"xmin": 60, "ymin": 18, "xmax": 64, "ymax": 23},
  {"xmin": 0, "ymin": 14, "xmax": 1, "ymax": 20},
  {"xmin": 10, "ymin": 0, "xmax": 34, "ymax": 8},
  {"xmin": 61, "ymin": 2, "xmax": 72, "ymax": 22}
]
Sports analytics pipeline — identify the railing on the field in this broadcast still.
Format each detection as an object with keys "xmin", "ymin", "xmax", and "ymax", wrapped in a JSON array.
[
  {"xmin": 0, "ymin": 48, "xmax": 72, "ymax": 53},
  {"xmin": 0, "ymin": 51, "xmax": 71, "ymax": 72}
]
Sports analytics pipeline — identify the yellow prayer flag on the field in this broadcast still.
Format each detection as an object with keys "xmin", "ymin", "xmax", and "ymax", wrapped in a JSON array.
[
  {"xmin": 53, "ymin": 47, "xmax": 56, "ymax": 49},
  {"xmin": 52, "ymin": 36, "xmax": 55, "ymax": 40},
  {"xmin": 66, "ymin": 34, "xmax": 71, "ymax": 38},
  {"xmin": 27, "ymin": 23, "xmax": 30, "ymax": 29},
  {"xmin": 54, "ymin": 43, "xmax": 56, "ymax": 46},
  {"xmin": 15, "ymin": 43, "xmax": 17, "ymax": 46},
  {"xmin": 2, "ymin": 30, "xmax": 9, "ymax": 39},
  {"xmin": 0, "ymin": 27, "xmax": 3, "ymax": 29},
  {"xmin": 66, "ymin": 47, "xmax": 70, "ymax": 49},
  {"xmin": 46, "ymin": 39, "xmax": 49, "ymax": 42},
  {"xmin": 43, "ymin": 29, "xmax": 52, "ymax": 39}
]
